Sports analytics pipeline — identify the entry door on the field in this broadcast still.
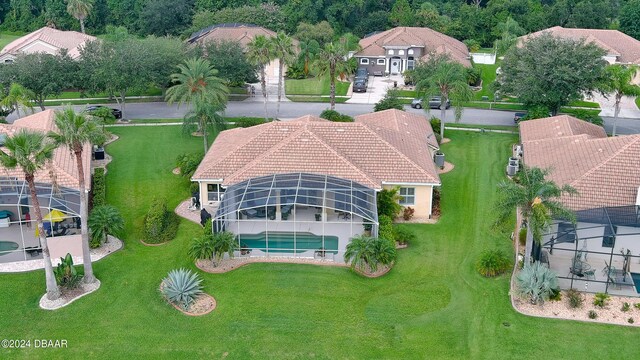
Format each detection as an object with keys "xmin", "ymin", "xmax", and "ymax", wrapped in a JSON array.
[{"xmin": 390, "ymin": 58, "xmax": 401, "ymax": 74}]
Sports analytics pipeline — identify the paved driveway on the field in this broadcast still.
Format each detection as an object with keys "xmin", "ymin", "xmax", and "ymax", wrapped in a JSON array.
[
  {"xmin": 347, "ymin": 75, "xmax": 405, "ymax": 104},
  {"xmin": 590, "ymin": 93, "xmax": 640, "ymax": 118}
]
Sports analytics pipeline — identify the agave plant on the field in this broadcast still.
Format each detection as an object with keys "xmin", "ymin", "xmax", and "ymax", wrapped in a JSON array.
[
  {"xmin": 515, "ymin": 261, "xmax": 559, "ymax": 305},
  {"xmin": 160, "ymin": 268, "xmax": 203, "ymax": 311}
]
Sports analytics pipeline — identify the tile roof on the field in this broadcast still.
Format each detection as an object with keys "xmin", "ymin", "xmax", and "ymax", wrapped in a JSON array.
[
  {"xmin": 519, "ymin": 115, "xmax": 640, "ymax": 211},
  {"xmin": 355, "ymin": 27, "xmax": 471, "ymax": 67},
  {"xmin": 0, "ymin": 27, "xmax": 96, "ymax": 59},
  {"xmin": 192, "ymin": 109, "xmax": 441, "ymax": 189},
  {"xmin": 0, "ymin": 110, "xmax": 91, "ymax": 190},
  {"xmin": 187, "ymin": 23, "xmax": 297, "ymax": 48},
  {"xmin": 518, "ymin": 26, "xmax": 640, "ymax": 64}
]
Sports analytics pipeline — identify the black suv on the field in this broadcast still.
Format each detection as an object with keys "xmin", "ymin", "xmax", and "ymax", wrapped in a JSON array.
[{"xmin": 355, "ymin": 68, "xmax": 369, "ymax": 80}]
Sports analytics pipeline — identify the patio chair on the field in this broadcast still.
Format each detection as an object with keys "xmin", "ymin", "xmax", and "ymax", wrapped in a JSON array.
[{"xmin": 583, "ymin": 268, "xmax": 595, "ymax": 280}]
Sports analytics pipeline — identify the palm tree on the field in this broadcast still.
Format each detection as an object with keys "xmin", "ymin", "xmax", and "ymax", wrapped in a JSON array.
[
  {"xmin": 49, "ymin": 107, "xmax": 105, "ymax": 284},
  {"xmin": 188, "ymin": 235, "xmax": 215, "ymax": 266},
  {"xmin": 88, "ymin": 205, "xmax": 124, "ymax": 247},
  {"xmin": 314, "ymin": 42, "xmax": 351, "ymax": 110},
  {"xmin": 414, "ymin": 54, "xmax": 474, "ymax": 139},
  {"xmin": 271, "ymin": 32, "xmax": 296, "ymax": 120},
  {"xmin": 495, "ymin": 166, "xmax": 577, "ymax": 264},
  {"xmin": 182, "ymin": 102, "xmax": 226, "ymax": 152},
  {"xmin": 0, "ymin": 130, "xmax": 60, "ymax": 299},
  {"xmin": 299, "ymin": 40, "xmax": 320, "ymax": 77},
  {"xmin": 247, "ymin": 35, "xmax": 275, "ymax": 121},
  {"xmin": 600, "ymin": 65, "xmax": 640, "ymax": 136},
  {"xmin": 66, "ymin": 0, "xmax": 94, "ymax": 34},
  {"xmin": 0, "ymin": 83, "xmax": 35, "ymax": 119},
  {"xmin": 165, "ymin": 58, "xmax": 229, "ymax": 152},
  {"xmin": 211, "ymin": 232, "xmax": 238, "ymax": 266},
  {"xmin": 344, "ymin": 235, "xmax": 397, "ymax": 273}
]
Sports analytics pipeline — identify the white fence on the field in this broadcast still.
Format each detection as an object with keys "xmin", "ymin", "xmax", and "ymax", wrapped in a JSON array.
[{"xmin": 470, "ymin": 52, "xmax": 496, "ymax": 65}]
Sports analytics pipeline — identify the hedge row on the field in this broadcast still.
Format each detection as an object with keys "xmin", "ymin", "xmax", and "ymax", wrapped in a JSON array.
[
  {"xmin": 92, "ymin": 168, "xmax": 106, "ymax": 208},
  {"xmin": 143, "ymin": 197, "xmax": 179, "ymax": 244}
]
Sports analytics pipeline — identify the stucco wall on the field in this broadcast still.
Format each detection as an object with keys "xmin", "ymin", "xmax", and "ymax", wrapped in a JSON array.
[{"xmin": 382, "ymin": 184, "xmax": 434, "ymax": 218}]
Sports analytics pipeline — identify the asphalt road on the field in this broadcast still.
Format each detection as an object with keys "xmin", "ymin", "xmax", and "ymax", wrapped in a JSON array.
[{"xmin": 9, "ymin": 100, "xmax": 640, "ymax": 135}]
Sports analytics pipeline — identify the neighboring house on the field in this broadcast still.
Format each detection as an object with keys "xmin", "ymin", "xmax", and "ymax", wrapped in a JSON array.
[
  {"xmin": 0, "ymin": 27, "xmax": 96, "ymax": 63},
  {"xmin": 519, "ymin": 115, "xmax": 640, "ymax": 296},
  {"xmin": 187, "ymin": 23, "xmax": 297, "ymax": 85},
  {"xmin": 518, "ymin": 26, "xmax": 640, "ymax": 65},
  {"xmin": 0, "ymin": 110, "xmax": 91, "ymax": 265},
  {"xmin": 191, "ymin": 109, "xmax": 441, "ymax": 261},
  {"xmin": 354, "ymin": 26, "xmax": 471, "ymax": 76}
]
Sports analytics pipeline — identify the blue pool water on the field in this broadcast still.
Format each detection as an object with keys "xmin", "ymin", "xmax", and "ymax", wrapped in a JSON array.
[
  {"xmin": 631, "ymin": 273, "xmax": 640, "ymax": 293},
  {"xmin": 238, "ymin": 232, "xmax": 339, "ymax": 254},
  {"xmin": 0, "ymin": 241, "xmax": 18, "ymax": 256}
]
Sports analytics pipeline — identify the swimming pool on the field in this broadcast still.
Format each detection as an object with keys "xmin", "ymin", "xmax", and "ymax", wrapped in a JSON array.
[
  {"xmin": 0, "ymin": 241, "xmax": 19, "ymax": 256},
  {"xmin": 631, "ymin": 273, "xmax": 640, "ymax": 294},
  {"xmin": 238, "ymin": 232, "xmax": 339, "ymax": 254}
]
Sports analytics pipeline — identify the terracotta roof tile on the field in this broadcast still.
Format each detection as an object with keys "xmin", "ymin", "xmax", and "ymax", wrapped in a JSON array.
[
  {"xmin": 520, "ymin": 115, "xmax": 640, "ymax": 210},
  {"xmin": 356, "ymin": 27, "xmax": 471, "ymax": 67},
  {"xmin": 0, "ymin": 27, "xmax": 96, "ymax": 59},
  {"xmin": 518, "ymin": 26, "xmax": 640, "ymax": 64},
  {"xmin": 193, "ymin": 110, "xmax": 441, "ymax": 189},
  {"xmin": 188, "ymin": 23, "xmax": 298, "ymax": 48}
]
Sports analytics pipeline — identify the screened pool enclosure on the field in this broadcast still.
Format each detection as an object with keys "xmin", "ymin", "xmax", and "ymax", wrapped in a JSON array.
[
  {"xmin": 0, "ymin": 178, "xmax": 82, "ymax": 264},
  {"xmin": 212, "ymin": 173, "xmax": 379, "ymax": 262},
  {"xmin": 538, "ymin": 206, "xmax": 640, "ymax": 297}
]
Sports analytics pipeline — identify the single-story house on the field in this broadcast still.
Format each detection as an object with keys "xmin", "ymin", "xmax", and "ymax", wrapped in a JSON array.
[
  {"xmin": 0, "ymin": 110, "xmax": 91, "ymax": 265},
  {"xmin": 191, "ymin": 109, "xmax": 442, "ymax": 261},
  {"xmin": 518, "ymin": 26, "xmax": 640, "ymax": 66},
  {"xmin": 0, "ymin": 26, "xmax": 96, "ymax": 63},
  {"xmin": 354, "ymin": 26, "xmax": 471, "ymax": 76},
  {"xmin": 519, "ymin": 115, "xmax": 640, "ymax": 296},
  {"xmin": 187, "ymin": 23, "xmax": 297, "ymax": 85}
]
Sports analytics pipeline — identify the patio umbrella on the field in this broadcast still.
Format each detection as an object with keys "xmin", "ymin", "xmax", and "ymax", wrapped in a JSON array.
[{"xmin": 43, "ymin": 209, "xmax": 66, "ymax": 223}]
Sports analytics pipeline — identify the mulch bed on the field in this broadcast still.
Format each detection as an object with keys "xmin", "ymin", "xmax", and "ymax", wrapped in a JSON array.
[
  {"xmin": 169, "ymin": 293, "xmax": 217, "ymax": 316},
  {"xmin": 172, "ymin": 167, "xmax": 181, "ymax": 175},
  {"xmin": 196, "ymin": 257, "xmax": 347, "ymax": 274},
  {"xmin": 438, "ymin": 161, "xmax": 455, "ymax": 174},
  {"xmin": 39, "ymin": 279, "xmax": 101, "ymax": 310},
  {"xmin": 139, "ymin": 239, "xmax": 169, "ymax": 247},
  {"xmin": 354, "ymin": 264, "xmax": 393, "ymax": 278}
]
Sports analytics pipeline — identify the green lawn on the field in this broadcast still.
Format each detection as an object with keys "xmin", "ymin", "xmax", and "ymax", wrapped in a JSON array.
[
  {"xmin": 636, "ymin": 96, "xmax": 640, "ymax": 109},
  {"xmin": 472, "ymin": 62, "xmax": 501, "ymax": 100},
  {"xmin": 285, "ymin": 76, "xmax": 350, "ymax": 96},
  {"xmin": 0, "ymin": 33, "xmax": 21, "ymax": 50},
  {"xmin": 286, "ymin": 95, "xmax": 349, "ymax": 103},
  {"xmin": 0, "ymin": 127, "xmax": 638, "ymax": 359}
]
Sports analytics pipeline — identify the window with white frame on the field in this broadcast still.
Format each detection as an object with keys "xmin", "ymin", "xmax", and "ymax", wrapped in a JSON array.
[
  {"xmin": 399, "ymin": 50, "xmax": 405, "ymax": 55},
  {"xmin": 399, "ymin": 187, "xmax": 415, "ymax": 205},
  {"xmin": 377, "ymin": 58, "xmax": 386, "ymax": 65},
  {"xmin": 408, "ymin": 49, "xmax": 414, "ymax": 55},
  {"xmin": 388, "ymin": 49, "xmax": 394, "ymax": 55},
  {"xmin": 407, "ymin": 57, "xmax": 415, "ymax": 70},
  {"xmin": 360, "ymin": 58, "xmax": 369, "ymax": 65},
  {"xmin": 207, "ymin": 184, "xmax": 224, "ymax": 202}
]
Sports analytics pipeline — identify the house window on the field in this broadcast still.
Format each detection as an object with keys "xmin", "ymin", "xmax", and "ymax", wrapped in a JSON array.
[
  {"xmin": 207, "ymin": 184, "xmax": 224, "ymax": 202},
  {"xmin": 360, "ymin": 58, "xmax": 369, "ymax": 65},
  {"xmin": 388, "ymin": 50, "xmax": 394, "ymax": 55},
  {"xmin": 377, "ymin": 58, "xmax": 386, "ymax": 65},
  {"xmin": 399, "ymin": 50, "xmax": 405, "ymax": 55},
  {"xmin": 3, "ymin": 59, "xmax": 13, "ymax": 64},
  {"xmin": 408, "ymin": 49, "xmax": 414, "ymax": 55},
  {"xmin": 556, "ymin": 222, "xmax": 576, "ymax": 243},
  {"xmin": 603, "ymin": 225, "xmax": 617, "ymax": 248},
  {"xmin": 407, "ymin": 57, "xmax": 415, "ymax": 70},
  {"xmin": 398, "ymin": 187, "xmax": 415, "ymax": 205}
]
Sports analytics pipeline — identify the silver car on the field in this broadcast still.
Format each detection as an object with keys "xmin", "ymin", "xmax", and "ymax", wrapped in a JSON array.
[{"xmin": 411, "ymin": 96, "xmax": 451, "ymax": 109}]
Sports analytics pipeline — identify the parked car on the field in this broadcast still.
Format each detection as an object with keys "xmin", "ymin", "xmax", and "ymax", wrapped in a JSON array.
[
  {"xmin": 411, "ymin": 96, "xmax": 451, "ymax": 109},
  {"xmin": 513, "ymin": 112, "xmax": 527, "ymax": 123},
  {"xmin": 355, "ymin": 68, "xmax": 369, "ymax": 81},
  {"xmin": 353, "ymin": 79, "xmax": 368, "ymax": 93},
  {"xmin": 85, "ymin": 105, "xmax": 122, "ymax": 119}
]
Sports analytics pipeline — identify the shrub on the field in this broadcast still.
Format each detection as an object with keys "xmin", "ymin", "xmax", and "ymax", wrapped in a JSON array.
[
  {"xmin": 629, "ymin": 318, "xmax": 635, "ymax": 324},
  {"xmin": 566, "ymin": 289, "xmax": 584, "ymax": 309},
  {"xmin": 429, "ymin": 116, "xmax": 441, "ymax": 134},
  {"xmin": 465, "ymin": 66, "xmax": 481, "ymax": 86},
  {"xmin": 394, "ymin": 226, "xmax": 416, "ymax": 245},
  {"xmin": 402, "ymin": 207, "xmax": 415, "ymax": 221},
  {"xmin": 378, "ymin": 215, "xmax": 395, "ymax": 244},
  {"xmin": 518, "ymin": 227, "xmax": 527, "ymax": 246},
  {"xmin": 319, "ymin": 109, "xmax": 354, "ymax": 122},
  {"xmin": 91, "ymin": 168, "xmax": 106, "ymax": 208},
  {"xmin": 635, "ymin": 303, "xmax": 640, "ymax": 310},
  {"xmin": 476, "ymin": 249, "xmax": 511, "ymax": 277},
  {"xmin": 175, "ymin": 152, "xmax": 204, "ymax": 177},
  {"xmin": 160, "ymin": 268, "xmax": 203, "ymax": 311},
  {"xmin": 523, "ymin": 105, "xmax": 551, "ymax": 121},
  {"xmin": 89, "ymin": 205, "xmax": 125, "ymax": 248},
  {"xmin": 431, "ymin": 188, "xmax": 442, "ymax": 217},
  {"xmin": 143, "ymin": 197, "xmax": 180, "ymax": 244},
  {"xmin": 463, "ymin": 39, "xmax": 481, "ymax": 53},
  {"xmin": 588, "ymin": 310, "xmax": 598, "ymax": 319},
  {"xmin": 190, "ymin": 182, "xmax": 200, "ymax": 195},
  {"xmin": 549, "ymin": 288, "xmax": 562, "ymax": 302},
  {"xmin": 54, "ymin": 253, "xmax": 81, "ymax": 290},
  {"xmin": 515, "ymin": 261, "xmax": 559, "ymax": 305},
  {"xmin": 622, "ymin": 302, "xmax": 631, "ymax": 312},
  {"xmin": 377, "ymin": 188, "xmax": 402, "ymax": 219},
  {"xmin": 593, "ymin": 292, "xmax": 610, "ymax": 308},
  {"xmin": 344, "ymin": 235, "xmax": 397, "ymax": 274},
  {"xmin": 374, "ymin": 89, "xmax": 404, "ymax": 112},
  {"xmin": 234, "ymin": 117, "xmax": 267, "ymax": 127},
  {"xmin": 567, "ymin": 109, "xmax": 604, "ymax": 127}
]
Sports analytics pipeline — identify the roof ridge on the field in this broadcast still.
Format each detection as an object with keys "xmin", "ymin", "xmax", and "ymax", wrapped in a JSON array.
[
  {"xmin": 356, "ymin": 123, "xmax": 440, "ymax": 183},
  {"xmin": 569, "ymin": 135, "xmax": 640, "ymax": 187}
]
